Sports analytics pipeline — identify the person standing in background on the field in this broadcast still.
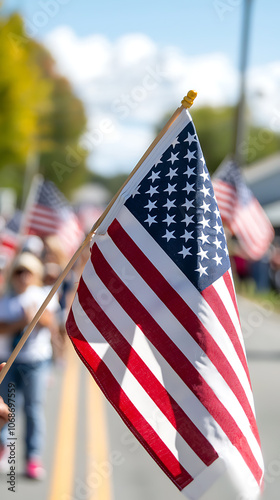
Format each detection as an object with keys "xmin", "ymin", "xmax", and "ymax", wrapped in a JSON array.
[{"xmin": 0, "ymin": 252, "xmax": 59, "ymax": 480}]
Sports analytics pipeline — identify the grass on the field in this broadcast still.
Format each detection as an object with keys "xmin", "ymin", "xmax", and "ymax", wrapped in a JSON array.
[{"xmin": 234, "ymin": 277, "xmax": 280, "ymax": 314}]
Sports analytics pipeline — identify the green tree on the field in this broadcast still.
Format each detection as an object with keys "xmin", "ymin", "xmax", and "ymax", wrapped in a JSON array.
[
  {"xmin": 0, "ymin": 12, "xmax": 89, "ymax": 200},
  {"xmin": 190, "ymin": 106, "xmax": 234, "ymax": 174},
  {"xmin": 30, "ymin": 43, "xmax": 89, "ymax": 196},
  {"xmin": 157, "ymin": 105, "xmax": 280, "ymax": 174},
  {"xmin": 88, "ymin": 171, "xmax": 128, "ymax": 198},
  {"xmin": 0, "ymin": 13, "xmax": 51, "ymax": 195}
]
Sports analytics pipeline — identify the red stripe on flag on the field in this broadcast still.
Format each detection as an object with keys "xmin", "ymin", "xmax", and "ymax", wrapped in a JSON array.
[
  {"xmin": 26, "ymin": 222, "xmax": 58, "ymax": 234},
  {"xmin": 107, "ymin": 219, "xmax": 260, "ymax": 445},
  {"xmin": 213, "ymin": 181, "xmax": 237, "ymax": 223},
  {"xmin": 91, "ymin": 243, "xmax": 263, "ymax": 485},
  {"xmin": 223, "ymin": 271, "xmax": 240, "ymax": 321},
  {"xmin": 0, "ymin": 238, "xmax": 17, "ymax": 252},
  {"xmin": 77, "ymin": 276, "xmax": 218, "ymax": 466},
  {"xmin": 200, "ymin": 284, "xmax": 250, "ymax": 381},
  {"xmin": 66, "ymin": 309, "xmax": 193, "ymax": 490}
]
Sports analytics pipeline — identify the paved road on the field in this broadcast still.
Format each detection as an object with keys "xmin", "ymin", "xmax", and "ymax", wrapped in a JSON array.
[
  {"xmin": 0, "ymin": 295, "xmax": 279, "ymax": 500},
  {"xmin": 239, "ymin": 296, "xmax": 280, "ymax": 500}
]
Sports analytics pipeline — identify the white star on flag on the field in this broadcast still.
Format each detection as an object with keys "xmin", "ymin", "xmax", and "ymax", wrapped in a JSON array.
[
  {"xmin": 198, "ymin": 232, "xmax": 210, "ymax": 244},
  {"xmin": 184, "ymin": 131, "xmax": 197, "ymax": 144},
  {"xmin": 182, "ymin": 214, "xmax": 194, "ymax": 226},
  {"xmin": 182, "ymin": 198, "xmax": 195, "ymax": 210},
  {"xmin": 163, "ymin": 198, "xmax": 176, "ymax": 210},
  {"xmin": 162, "ymin": 229, "xmax": 176, "ymax": 241},
  {"xmin": 200, "ymin": 185, "xmax": 211, "ymax": 197},
  {"xmin": 184, "ymin": 165, "xmax": 196, "ymax": 177},
  {"xmin": 200, "ymin": 200, "xmax": 211, "ymax": 213},
  {"xmin": 178, "ymin": 246, "xmax": 192, "ymax": 258},
  {"xmin": 164, "ymin": 183, "xmax": 177, "ymax": 195},
  {"xmin": 154, "ymin": 157, "xmax": 163, "ymax": 166},
  {"xmin": 171, "ymin": 137, "xmax": 180, "ymax": 148},
  {"xmin": 200, "ymin": 170, "xmax": 209, "ymax": 182},
  {"xmin": 213, "ymin": 253, "xmax": 223, "ymax": 265},
  {"xmin": 146, "ymin": 185, "xmax": 159, "ymax": 197},
  {"xmin": 132, "ymin": 185, "xmax": 141, "ymax": 197},
  {"xmin": 198, "ymin": 216, "xmax": 210, "ymax": 229},
  {"xmin": 213, "ymin": 237, "xmax": 222, "ymax": 249},
  {"xmin": 148, "ymin": 171, "xmax": 160, "ymax": 182},
  {"xmin": 213, "ymin": 222, "xmax": 223, "ymax": 234},
  {"xmin": 197, "ymin": 247, "xmax": 209, "ymax": 260},
  {"xmin": 168, "ymin": 152, "xmax": 179, "ymax": 164},
  {"xmin": 195, "ymin": 262, "xmax": 208, "ymax": 276},
  {"xmin": 163, "ymin": 214, "xmax": 176, "ymax": 226},
  {"xmin": 144, "ymin": 214, "xmax": 157, "ymax": 226},
  {"xmin": 183, "ymin": 182, "xmax": 195, "ymax": 195},
  {"xmin": 166, "ymin": 167, "xmax": 178, "ymax": 179},
  {"xmin": 184, "ymin": 150, "xmax": 196, "ymax": 162},
  {"xmin": 180, "ymin": 229, "xmax": 194, "ymax": 242},
  {"xmin": 144, "ymin": 200, "xmax": 157, "ymax": 211}
]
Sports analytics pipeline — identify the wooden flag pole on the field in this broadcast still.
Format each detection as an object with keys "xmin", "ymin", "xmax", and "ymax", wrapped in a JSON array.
[{"xmin": 0, "ymin": 90, "xmax": 197, "ymax": 385}]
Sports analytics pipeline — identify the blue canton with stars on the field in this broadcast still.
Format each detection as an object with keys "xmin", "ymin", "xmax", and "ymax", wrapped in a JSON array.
[{"xmin": 125, "ymin": 120, "xmax": 230, "ymax": 292}]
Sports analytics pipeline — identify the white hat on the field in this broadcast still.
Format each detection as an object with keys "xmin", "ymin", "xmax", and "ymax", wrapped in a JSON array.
[{"xmin": 12, "ymin": 252, "xmax": 44, "ymax": 280}]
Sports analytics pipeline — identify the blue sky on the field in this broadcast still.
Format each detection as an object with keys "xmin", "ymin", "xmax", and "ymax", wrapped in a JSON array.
[
  {"xmin": 3, "ymin": 0, "xmax": 279, "ymax": 67},
  {"xmin": 2, "ymin": 1, "xmax": 280, "ymax": 176}
]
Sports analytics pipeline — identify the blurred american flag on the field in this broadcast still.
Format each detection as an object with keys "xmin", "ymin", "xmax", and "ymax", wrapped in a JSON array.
[
  {"xmin": 213, "ymin": 159, "xmax": 274, "ymax": 260},
  {"xmin": 22, "ymin": 179, "xmax": 84, "ymax": 257}
]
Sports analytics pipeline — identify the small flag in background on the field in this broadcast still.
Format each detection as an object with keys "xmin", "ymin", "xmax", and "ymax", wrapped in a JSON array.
[
  {"xmin": 0, "ymin": 210, "xmax": 22, "ymax": 262},
  {"xmin": 66, "ymin": 104, "xmax": 264, "ymax": 499},
  {"xmin": 22, "ymin": 179, "xmax": 84, "ymax": 257},
  {"xmin": 212, "ymin": 159, "xmax": 274, "ymax": 261}
]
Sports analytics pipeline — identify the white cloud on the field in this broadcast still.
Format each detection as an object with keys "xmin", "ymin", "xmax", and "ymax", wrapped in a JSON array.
[
  {"xmin": 45, "ymin": 27, "xmax": 112, "ymax": 83},
  {"xmin": 115, "ymin": 34, "xmax": 157, "ymax": 67},
  {"xmin": 43, "ymin": 27, "xmax": 280, "ymax": 176},
  {"xmin": 88, "ymin": 122, "xmax": 154, "ymax": 175}
]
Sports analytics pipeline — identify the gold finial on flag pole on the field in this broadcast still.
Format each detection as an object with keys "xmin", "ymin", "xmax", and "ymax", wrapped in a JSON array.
[{"xmin": 181, "ymin": 90, "xmax": 198, "ymax": 109}]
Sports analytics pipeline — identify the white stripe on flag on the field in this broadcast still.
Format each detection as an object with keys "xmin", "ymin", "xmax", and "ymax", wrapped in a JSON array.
[{"xmin": 212, "ymin": 276, "xmax": 246, "ymax": 359}]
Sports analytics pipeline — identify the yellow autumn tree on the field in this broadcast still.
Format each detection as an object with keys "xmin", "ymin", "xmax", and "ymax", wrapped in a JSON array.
[
  {"xmin": 0, "ymin": 13, "xmax": 52, "ymax": 174},
  {"xmin": 0, "ymin": 12, "xmax": 89, "ymax": 199}
]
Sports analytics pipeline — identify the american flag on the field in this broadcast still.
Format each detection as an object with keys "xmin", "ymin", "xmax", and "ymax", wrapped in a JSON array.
[
  {"xmin": 66, "ymin": 108, "xmax": 264, "ymax": 498},
  {"xmin": 0, "ymin": 211, "xmax": 22, "ymax": 262},
  {"xmin": 22, "ymin": 179, "xmax": 84, "ymax": 257},
  {"xmin": 212, "ymin": 159, "xmax": 274, "ymax": 261}
]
